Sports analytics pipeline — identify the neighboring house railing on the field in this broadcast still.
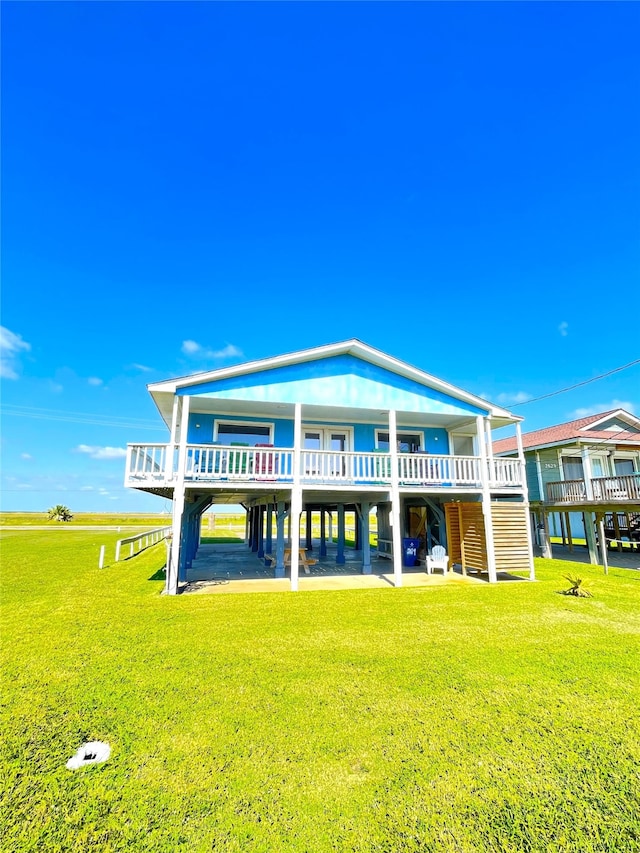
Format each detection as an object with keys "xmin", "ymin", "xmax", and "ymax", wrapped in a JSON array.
[
  {"xmin": 126, "ymin": 444, "xmax": 525, "ymax": 490},
  {"xmin": 546, "ymin": 473, "xmax": 640, "ymax": 503}
]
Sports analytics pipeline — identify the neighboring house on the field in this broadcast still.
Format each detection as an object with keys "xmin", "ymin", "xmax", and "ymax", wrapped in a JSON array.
[
  {"xmin": 492, "ymin": 409, "xmax": 640, "ymax": 561},
  {"xmin": 125, "ymin": 340, "xmax": 535, "ymax": 593}
]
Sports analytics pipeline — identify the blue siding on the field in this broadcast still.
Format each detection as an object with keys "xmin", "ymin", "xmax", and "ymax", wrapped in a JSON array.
[
  {"xmin": 188, "ymin": 411, "xmax": 450, "ymax": 452},
  {"xmin": 187, "ymin": 413, "xmax": 293, "ymax": 445},
  {"xmin": 178, "ymin": 354, "xmax": 486, "ymax": 417}
]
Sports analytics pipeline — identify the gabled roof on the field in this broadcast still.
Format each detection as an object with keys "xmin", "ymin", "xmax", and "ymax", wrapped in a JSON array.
[
  {"xmin": 147, "ymin": 339, "xmax": 521, "ymax": 428},
  {"xmin": 493, "ymin": 409, "xmax": 640, "ymax": 455}
]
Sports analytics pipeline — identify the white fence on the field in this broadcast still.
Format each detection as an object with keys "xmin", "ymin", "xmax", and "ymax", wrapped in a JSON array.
[{"xmin": 114, "ymin": 526, "xmax": 172, "ymax": 562}]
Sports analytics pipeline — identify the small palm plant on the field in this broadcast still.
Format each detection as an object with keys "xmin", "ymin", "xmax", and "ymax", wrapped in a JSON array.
[
  {"xmin": 47, "ymin": 504, "xmax": 73, "ymax": 522},
  {"xmin": 562, "ymin": 574, "xmax": 593, "ymax": 598}
]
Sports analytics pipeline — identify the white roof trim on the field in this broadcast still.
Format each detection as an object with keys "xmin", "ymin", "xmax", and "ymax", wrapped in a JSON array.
[
  {"xmin": 148, "ymin": 339, "xmax": 520, "ymax": 421},
  {"xmin": 578, "ymin": 409, "xmax": 640, "ymax": 432}
]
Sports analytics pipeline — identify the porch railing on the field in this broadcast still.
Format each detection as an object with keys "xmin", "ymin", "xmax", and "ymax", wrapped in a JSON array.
[
  {"xmin": 125, "ymin": 444, "xmax": 525, "ymax": 491},
  {"xmin": 546, "ymin": 473, "xmax": 640, "ymax": 503}
]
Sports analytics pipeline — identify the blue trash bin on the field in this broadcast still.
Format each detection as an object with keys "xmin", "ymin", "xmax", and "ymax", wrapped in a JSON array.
[{"xmin": 402, "ymin": 537, "xmax": 420, "ymax": 567}]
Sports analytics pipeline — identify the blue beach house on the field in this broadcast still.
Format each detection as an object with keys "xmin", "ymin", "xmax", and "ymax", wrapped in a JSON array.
[{"xmin": 125, "ymin": 340, "xmax": 534, "ymax": 593}]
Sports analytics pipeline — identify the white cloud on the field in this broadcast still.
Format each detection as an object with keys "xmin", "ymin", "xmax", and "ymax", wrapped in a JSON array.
[
  {"xmin": 80, "ymin": 485, "xmax": 94, "ymax": 491},
  {"xmin": 496, "ymin": 391, "xmax": 533, "ymax": 405},
  {"xmin": 0, "ymin": 326, "xmax": 31, "ymax": 379},
  {"xmin": 88, "ymin": 377, "xmax": 103, "ymax": 386},
  {"xmin": 181, "ymin": 340, "xmax": 243, "ymax": 361},
  {"xmin": 20, "ymin": 453, "xmax": 33, "ymax": 460},
  {"xmin": 572, "ymin": 400, "xmax": 636, "ymax": 418},
  {"xmin": 49, "ymin": 381, "xmax": 64, "ymax": 394},
  {"xmin": 130, "ymin": 363, "xmax": 153, "ymax": 373},
  {"xmin": 558, "ymin": 321, "xmax": 569, "ymax": 337},
  {"xmin": 181, "ymin": 340, "xmax": 201, "ymax": 355},
  {"xmin": 75, "ymin": 444, "xmax": 127, "ymax": 460}
]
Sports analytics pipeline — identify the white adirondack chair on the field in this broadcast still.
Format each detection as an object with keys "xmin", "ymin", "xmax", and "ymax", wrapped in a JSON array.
[{"xmin": 425, "ymin": 544, "xmax": 449, "ymax": 575}]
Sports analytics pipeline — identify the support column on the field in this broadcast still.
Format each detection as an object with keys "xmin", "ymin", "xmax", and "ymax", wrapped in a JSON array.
[
  {"xmin": 581, "ymin": 447, "xmax": 594, "ymax": 500},
  {"xmin": 264, "ymin": 503, "xmax": 273, "ymax": 566},
  {"xmin": 336, "ymin": 503, "xmax": 346, "ymax": 565},
  {"xmin": 328, "ymin": 511, "xmax": 333, "ymax": 545},
  {"xmin": 290, "ymin": 402, "xmax": 302, "ymax": 590},
  {"xmin": 477, "ymin": 414, "xmax": 497, "ymax": 583},
  {"xmin": 360, "ymin": 502, "xmax": 371, "ymax": 574},
  {"xmin": 306, "ymin": 509, "xmax": 313, "ymax": 551},
  {"xmin": 566, "ymin": 512, "xmax": 573, "ymax": 552},
  {"xmin": 257, "ymin": 506, "xmax": 265, "ymax": 558},
  {"xmin": 597, "ymin": 513, "xmax": 609, "ymax": 575},
  {"xmin": 539, "ymin": 510, "xmax": 552, "ymax": 558},
  {"xmin": 275, "ymin": 501, "xmax": 286, "ymax": 578},
  {"xmin": 515, "ymin": 421, "xmax": 535, "ymax": 580},
  {"xmin": 167, "ymin": 394, "xmax": 190, "ymax": 595},
  {"xmin": 290, "ymin": 488, "xmax": 302, "ymax": 591},
  {"xmin": 584, "ymin": 511, "xmax": 599, "ymax": 564},
  {"xmin": 320, "ymin": 509, "xmax": 327, "ymax": 557},
  {"xmin": 389, "ymin": 409, "xmax": 403, "ymax": 587},
  {"xmin": 251, "ymin": 507, "xmax": 259, "ymax": 552}
]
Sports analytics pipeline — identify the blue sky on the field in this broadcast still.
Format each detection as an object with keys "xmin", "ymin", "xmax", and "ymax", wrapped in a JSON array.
[{"xmin": 2, "ymin": 1, "xmax": 639, "ymax": 513}]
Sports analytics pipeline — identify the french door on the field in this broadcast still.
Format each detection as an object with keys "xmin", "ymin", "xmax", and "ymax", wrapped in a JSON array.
[{"xmin": 303, "ymin": 427, "xmax": 351, "ymax": 478}]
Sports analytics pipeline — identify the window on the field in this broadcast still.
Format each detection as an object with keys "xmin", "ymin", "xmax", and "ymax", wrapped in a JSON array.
[
  {"xmin": 614, "ymin": 458, "xmax": 635, "ymax": 476},
  {"xmin": 562, "ymin": 457, "xmax": 584, "ymax": 480},
  {"xmin": 215, "ymin": 422, "xmax": 273, "ymax": 446},
  {"xmin": 376, "ymin": 431, "xmax": 422, "ymax": 452}
]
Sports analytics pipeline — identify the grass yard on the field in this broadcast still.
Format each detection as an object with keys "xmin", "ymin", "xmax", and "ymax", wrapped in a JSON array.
[{"xmin": 1, "ymin": 529, "xmax": 639, "ymax": 852}]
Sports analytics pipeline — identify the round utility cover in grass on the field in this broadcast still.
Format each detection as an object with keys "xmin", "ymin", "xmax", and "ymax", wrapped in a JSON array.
[{"xmin": 66, "ymin": 741, "xmax": 111, "ymax": 769}]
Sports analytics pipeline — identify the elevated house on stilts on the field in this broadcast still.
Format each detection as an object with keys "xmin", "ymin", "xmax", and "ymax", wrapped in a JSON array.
[{"xmin": 125, "ymin": 340, "xmax": 535, "ymax": 593}]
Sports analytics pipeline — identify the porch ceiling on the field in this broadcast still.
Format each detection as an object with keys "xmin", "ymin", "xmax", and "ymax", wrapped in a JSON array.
[{"xmin": 182, "ymin": 396, "xmax": 486, "ymax": 430}]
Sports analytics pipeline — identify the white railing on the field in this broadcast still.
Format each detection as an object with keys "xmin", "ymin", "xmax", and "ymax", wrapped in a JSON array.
[
  {"xmin": 398, "ymin": 453, "xmax": 483, "ymax": 486},
  {"xmin": 489, "ymin": 457, "xmax": 523, "ymax": 488},
  {"xmin": 592, "ymin": 473, "xmax": 640, "ymax": 502},
  {"xmin": 302, "ymin": 450, "xmax": 393, "ymax": 483},
  {"xmin": 185, "ymin": 445, "xmax": 294, "ymax": 481},
  {"xmin": 126, "ymin": 444, "xmax": 174, "ymax": 481},
  {"xmin": 547, "ymin": 473, "xmax": 640, "ymax": 503},
  {"xmin": 126, "ymin": 444, "xmax": 524, "ymax": 491},
  {"xmin": 546, "ymin": 479, "xmax": 588, "ymax": 503},
  {"xmin": 114, "ymin": 526, "xmax": 172, "ymax": 561}
]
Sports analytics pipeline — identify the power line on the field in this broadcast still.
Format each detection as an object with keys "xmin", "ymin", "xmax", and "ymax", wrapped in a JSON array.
[
  {"xmin": 0, "ymin": 405, "xmax": 166, "ymax": 431},
  {"xmin": 512, "ymin": 357, "xmax": 640, "ymax": 407}
]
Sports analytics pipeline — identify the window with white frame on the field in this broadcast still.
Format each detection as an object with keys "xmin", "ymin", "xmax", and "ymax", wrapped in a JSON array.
[
  {"xmin": 376, "ymin": 430, "xmax": 423, "ymax": 452},
  {"xmin": 214, "ymin": 421, "xmax": 273, "ymax": 446}
]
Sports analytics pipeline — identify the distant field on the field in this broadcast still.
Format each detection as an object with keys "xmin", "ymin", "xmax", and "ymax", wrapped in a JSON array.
[{"xmin": 0, "ymin": 512, "xmax": 172, "ymax": 527}]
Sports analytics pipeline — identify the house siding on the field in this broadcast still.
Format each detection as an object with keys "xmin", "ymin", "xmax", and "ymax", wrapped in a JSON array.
[
  {"xmin": 178, "ymin": 354, "xmax": 487, "ymax": 417},
  {"xmin": 188, "ymin": 411, "xmax": 450, "ymax": 453}
]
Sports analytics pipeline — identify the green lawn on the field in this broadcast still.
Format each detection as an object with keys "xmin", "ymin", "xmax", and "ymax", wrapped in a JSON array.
[{"xmin": 1, "ymin": 529, "xmax": 639, "ymax": 852}]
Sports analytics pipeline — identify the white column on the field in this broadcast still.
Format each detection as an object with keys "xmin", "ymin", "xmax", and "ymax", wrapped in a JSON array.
[
  {"xmin": 290, "ymin": 402, "xmax": 302, "ymax": 590},
  {"xmin": 477, "ymin": 414, "xmax": 497, "ymax": 583},
  {"xmin": 165, "ymin": 395, "xmax": 180, "ymax": 480},
  {"xmin": 389, "ymin": 409, "xmax": 403, "ymax": 588},
  {"xmin": 581, "ymin": 447, "xmax": 594, "ymax": 500},
  {"xmin": 515, "ymin": 422, "xmax": 535, "ymax": 580},
  {"xmin": 535, "ymin": 451, "xmax": 544, "ymax": 503},
  {"xmin": 168, "ymin": 395, "xmax": 190, "ymax": 595},
  {"xmin": 597, "ymin": 515, "xmax": 609, "ymax": 575}
]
